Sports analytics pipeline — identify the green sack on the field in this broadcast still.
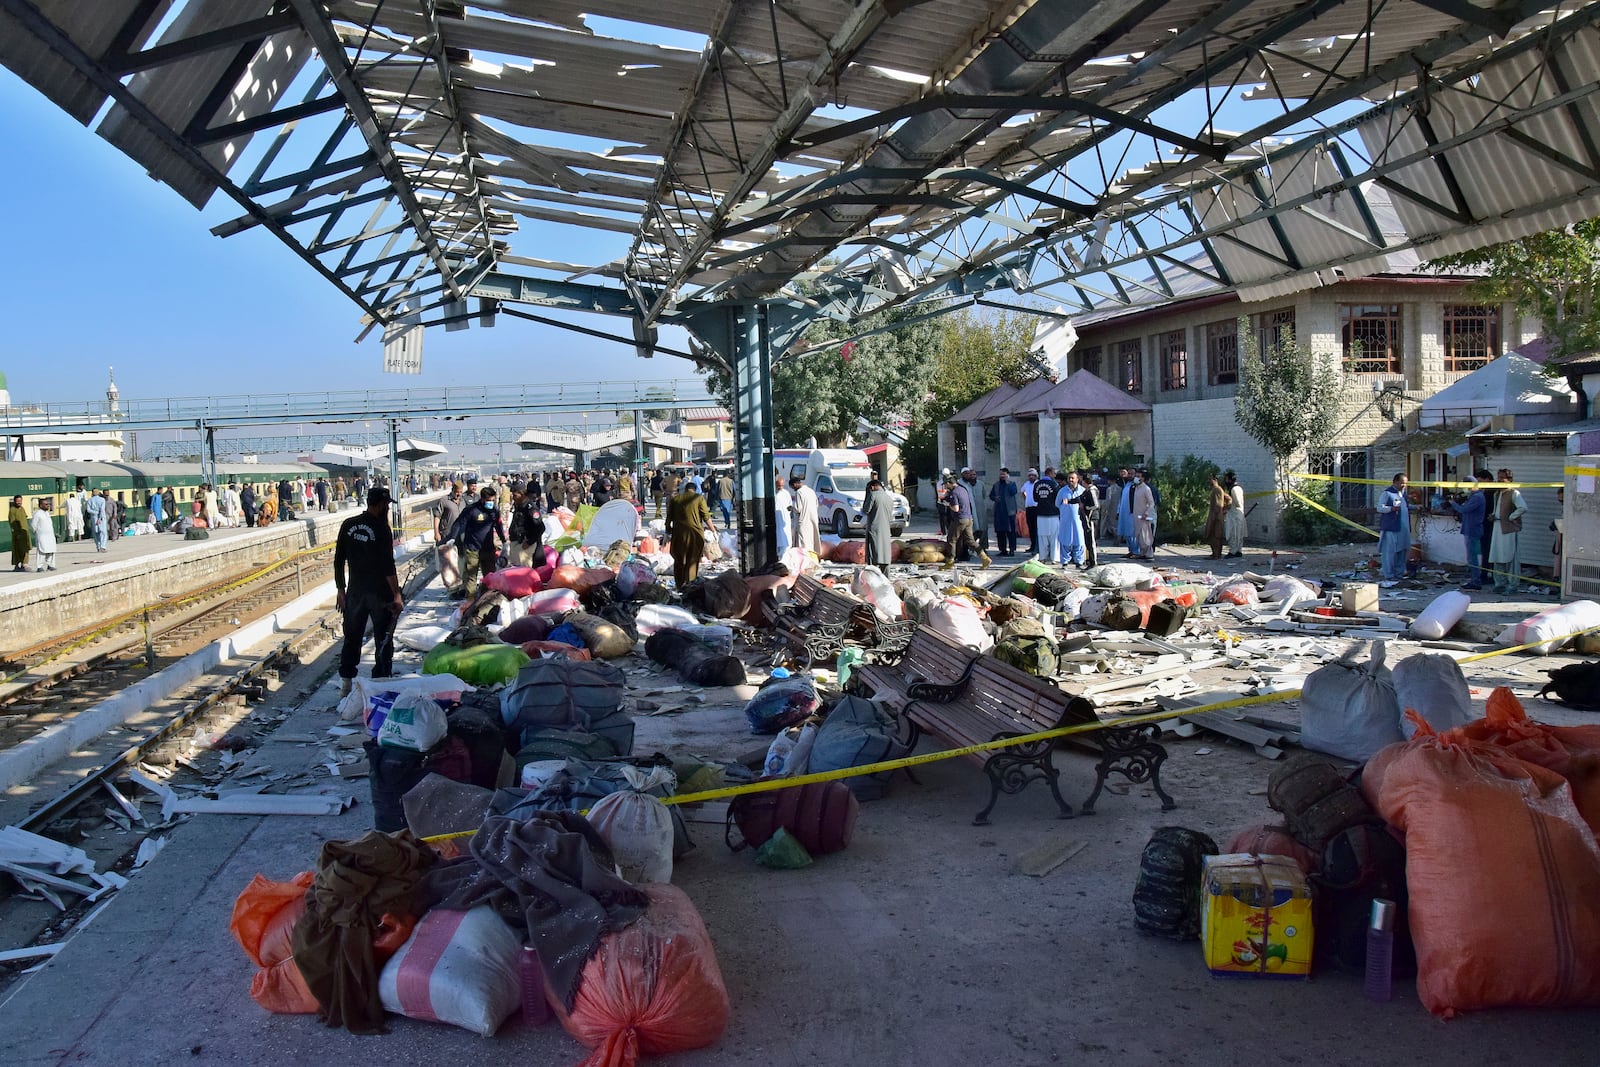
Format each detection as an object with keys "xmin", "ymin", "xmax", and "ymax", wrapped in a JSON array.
[
  {"xmin": 422, "ymin": 641, "xmax": 531, "ymax": 686},
  {"xmin": 1010, "ymin": 558, "xmax": 1052, "ymax": 593},
  {"xmin": 835, "ymin": 646, "xmax": 866, "ymax": 689},
  {"xmin": 514, "ymin": 728, "xmax": 620, "ymax": 770},
  {"xmin": 993, "ymin": 634, "xmax": 1058, "ymax": 678},
  {"xmin": 755, "ymin": 827, "xmax": 813, "ymax": 869}
]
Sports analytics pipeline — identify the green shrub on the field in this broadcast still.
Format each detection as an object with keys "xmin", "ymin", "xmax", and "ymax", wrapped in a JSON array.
[
  {"xmin": 1280, "ymin": 479, "xmax": 1352, "ymax": 546},
  {"xmin": 1149, "ymin": 455, "xmax": 1220, "ymax": 543}
]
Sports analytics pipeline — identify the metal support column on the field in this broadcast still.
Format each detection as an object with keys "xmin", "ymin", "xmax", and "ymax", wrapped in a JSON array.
[
  {"xmin": 633, "ymin": 410, "xmax": 645, "ymax": 473},
  {"xmin": 388, "ymin": 419, "xmax": 401, "ymax": 533},
  {"xmin": 202, "ymin": 425, "xmax": 217, "ymax": 490},
  {"xmin": 731, "ymin": 304, "xmax": 775, "ymax": 573}
]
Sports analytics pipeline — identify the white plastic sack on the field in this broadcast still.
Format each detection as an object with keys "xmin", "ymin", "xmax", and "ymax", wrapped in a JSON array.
[
  {"xmin": 558, "ymin": 546, "xmax": 586, "ymax": 567},
  {"xmin": 928, "ymin": 598, "xmax": 992, "ymax": 652},
  {"xmin": 1496, "ymin": 599, "xmax": 1600, "ymax": 655},
  {"xmin": 337, "ymin": 673, "xmax": 472, "ymax": 726},
  {"xmin": 763, "ymin": 721, "xmax": 818, "ymax": 777},
  {"xmin": 1083, "ymin": 562, "xmax": 1155, "ymax": 589},
  {"xmin": 635, "ymin": 604, "xmax": 698, "ymax": 636},
  {"xmin": 1260, "ymin": 575, "xmax": 1318, "ymax": 607},
  {"xmin": 897, "ymin": 578, "xmax": 941, "ymax": 624},
  {"xmin": 700, "ymin": 529, "xmax": 723, "ymax": 562},
  {"xmin": 1410, "ymin": 590, "xmax": 1471, "ymax": 640},
  {"xmin": 1079, "ymin": 592, "xmax": 1111, "ymax": 626},
  {"xmin": 1058, "ymin": 586, "xmax": 1091, "ymax": 620},
  {"xmin": 500, "ymin": 595, "xmax": 529, "ymax": 627},
  {"xmin": 375, "ymin": 694, "xmax": 449, "ymax": 751},
  {"xmin": 719, "ymin": 531, "xmax": 738, "ymax": 558},
  {"xmin": 378, "ymin": 907, "xmax": 522, "ymax": 1037},
  {"xmin": 1391, "ymin": 653, "xmax": 1473, "ymax": 738},
  {"xmin": 437, "ymin": 543, "xmax": 461, "ymax": 591},
  {"xmin": 851, "ymin": 567, "xmax": 904, "ymax": 621},
  {"xmin": 395, "ymin": 623, "xmax": 453, "ymax": 652},
  {"xmin": 587, "ymin": 790, "xmax": 675, "ymax": 884},
  {"xmin": 780, "ymin": 546, "xmax": 809, "ymax": 576},
  {"xmin": 543, "ymin": 513, "xmax": 567, "ymax": 542},
  {"xmin": 1299, "ymin": 640, "xmax": 1404, "ymax": 762}
]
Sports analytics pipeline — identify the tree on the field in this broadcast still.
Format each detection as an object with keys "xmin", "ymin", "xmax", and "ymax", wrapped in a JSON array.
[
  {"xmin": 1233, "ymin": 323, "xmax": 1344, "ymax": 502},
  {"xmin": 900, "ymin": 306, "xmax": 1043, "ymax": 474},
  {"xmin": 1427, "ymin": 219, "xmax": 1600, "ymax": 357},
  {"xmin": 699, "ymin": 304, "xmax": 940, "ymax": 447}
]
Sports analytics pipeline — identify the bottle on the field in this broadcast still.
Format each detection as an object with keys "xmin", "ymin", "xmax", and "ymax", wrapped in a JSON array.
[
  {"xmin": 1365, "ymin": 898, "xmax": 1396, "ymax": 1002},
  {"xmin": 520, "ymin": 944, "xmax": 550, "ymax": 1026}
]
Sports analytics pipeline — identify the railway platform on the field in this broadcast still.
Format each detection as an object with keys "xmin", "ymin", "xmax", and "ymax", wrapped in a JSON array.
[{"xmin": 0, "ymin": 494, "xmax": 442, "ymax": 654}]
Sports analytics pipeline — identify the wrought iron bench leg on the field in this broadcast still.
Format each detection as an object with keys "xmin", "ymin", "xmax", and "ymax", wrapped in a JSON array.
[
  {"xmin": 1080, "ymin": 724, "xmax": 1174, "ymax": 814},
  {"xmin": 974, "ymin": 733, "xmax": 1073, "ymax": 825}
]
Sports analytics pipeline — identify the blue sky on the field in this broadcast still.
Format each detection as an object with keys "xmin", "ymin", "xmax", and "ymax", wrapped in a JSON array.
[{"xmin": 0, "ymin": 65, "xmax": 705, "ymax": 418}]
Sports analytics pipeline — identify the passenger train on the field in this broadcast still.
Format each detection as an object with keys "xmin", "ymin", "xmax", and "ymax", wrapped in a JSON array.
[{"xmin": 0, "ymin": 460, "xmax": 329, "ymax": 552}]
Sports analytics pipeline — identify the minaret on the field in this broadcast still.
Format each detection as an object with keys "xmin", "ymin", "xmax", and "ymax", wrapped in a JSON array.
[{"xmin": 106, "ymin": 367, "xmax": 120, "ymax": 414}]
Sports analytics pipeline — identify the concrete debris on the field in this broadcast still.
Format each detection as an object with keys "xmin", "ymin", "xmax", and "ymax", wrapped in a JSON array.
[
  {"xmin": 162, "ymin": 792, "xmax": 356, "ymax": 819},
  {"xmin": 0, "ymin": 944, "xmax": 62, "ymax": 963},
  {"xmin": 1016, "ymin": 838, "xmax": 1087, "ymax": 877},
  {"xmin": 132, "ymin": 836, "xmax": 167, "ymax": 868}
]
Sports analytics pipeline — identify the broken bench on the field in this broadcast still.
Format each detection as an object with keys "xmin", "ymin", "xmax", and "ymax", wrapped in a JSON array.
[{"xmin": 849, "ymin": 626, "xmax": 1174, "ymax": 824}]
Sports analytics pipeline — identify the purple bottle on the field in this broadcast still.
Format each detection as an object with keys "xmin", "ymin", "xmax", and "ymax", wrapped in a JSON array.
[{"xmin": 520, "ymin": 944, "xmax": 550, "ymax": 1026}]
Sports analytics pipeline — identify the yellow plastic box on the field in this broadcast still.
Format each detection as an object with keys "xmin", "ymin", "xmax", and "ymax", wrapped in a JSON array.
[{"xmin": 1201, "ymin": 853, "xmax": 1314, "ymax": 978}]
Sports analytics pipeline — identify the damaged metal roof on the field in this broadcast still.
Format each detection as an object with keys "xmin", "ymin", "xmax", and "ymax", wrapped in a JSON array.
[{"xmin": 5, "ymin": 0, "xmax": 1600, "ymax": 354}]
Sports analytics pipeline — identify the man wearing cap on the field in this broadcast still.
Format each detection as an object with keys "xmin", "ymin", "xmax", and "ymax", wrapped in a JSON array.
[
  {"xmin": 864, "ymin": 474, "xmax": 894, "ymax": 573},
  {"xmin": 1032, "ymin": 467, "xmax": 1062, "ymax": 564},
  {"xmin": 940, "ymin": 472, "xmax": 991, "ymax": 570},
  {"xmin": 1022, "ymin": 468, "xmax": 1040, "ymax": 554},
  {"xmin": 334, "ymin": 488, "xmax": 402, "ymax": 698},
  {"xmin": 508, "ymin": 485, "xmax": 546, "ymax": 568},
  {"xmin": 450, "ymin": 487, "xmax": 507, "ymax": 600},
  {"xmin": 1447, "ymin": 472, "xmax": 1487, "ymax": 590},
  {"xmin": 989, "ymin": 468, "xmax": 1018, "ymax": 557}
]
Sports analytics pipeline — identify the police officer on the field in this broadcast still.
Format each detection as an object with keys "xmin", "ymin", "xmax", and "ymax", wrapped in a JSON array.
[
  {"xmin": 451, "ymin": 486, "xmax": 507, "ymax": 599},
  {"xmin": 334, "ymin": 487, "xmax": 402, "ymax": 698}
]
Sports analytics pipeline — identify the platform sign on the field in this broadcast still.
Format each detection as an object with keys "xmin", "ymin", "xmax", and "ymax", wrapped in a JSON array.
[{"xmin": 382, "ymin": 315, "xmax": 423, "ymax": 375}]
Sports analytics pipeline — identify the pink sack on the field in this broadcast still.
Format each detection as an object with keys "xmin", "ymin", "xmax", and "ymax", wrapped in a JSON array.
[{"xmin": 482, "ymin": 567, "xmax": 542, "ymax": 598}]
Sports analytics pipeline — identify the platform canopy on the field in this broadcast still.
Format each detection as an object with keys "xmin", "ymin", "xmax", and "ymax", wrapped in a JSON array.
[{"xmin": 7, "ymin": 0, "xmax": 1600, "ymax": 363}]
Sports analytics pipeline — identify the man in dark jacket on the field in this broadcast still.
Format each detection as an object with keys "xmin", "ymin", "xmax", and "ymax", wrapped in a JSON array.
[
  {"xmin": 863, "ymin": 475, "xmax": 894, "ymax": 573},
  {"xmin": 333, "ymin": 487, "xmax": 402, "ymax": 698},
  {"xmin": 277, "ymin": 479, "xmax": 296, "ymax": 521},
  {"xmin": 507, "ymin": 487, "xmax": 546, "ymax": 568},
  {"xmin": 240, "ymin": 484, "xmax": 257, "ymax": 527},
  {"xmin": 450, "ymin": 487, "xmax": 506, "ymax": 599}
]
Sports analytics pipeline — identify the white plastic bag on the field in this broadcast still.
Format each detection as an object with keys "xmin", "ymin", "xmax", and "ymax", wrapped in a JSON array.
[
  {"xmin": 519, "ymin": 759, "xmax": 567, "ymax": 790},
  {"xmin": 1079, "ymin": 592, "xmax": 1111, "ymax": 625},
  {"xmin": 1495, "ymin": 599, "xmax": 1600, "ymax": 654},
  {"xmin": 1392, "ymin": 653, "xmax": 1473, "ymax": 738},
  {"xmin": 719, "ymin": 531, "xmax": 738, "ymax": 558},
  {"xmin": 928, "ymin": 598, "xmax": 992, "ymax": 651},
  {"xmin": 1260, "ymin": 575, "xmax": 1318, "ymax": 607},
  {"xmin": 587, "ymin": 790, "xmax": 675, "ymax": 883},
  {"xmin": 1083, "ymin": 562, "xmax": 1155, "ymax": 589},
  {"xmin": 559, "ymin": 546, "xmax": 586, "ymax": 567},
  {"xmin": 395, "ymin": 623, "xmax": 453, "ymax": 652},
  {"xmin": 378, "ymin": 907, "xmax": 522, "ymax": 1036},
  {"xmin": 338, "ymin": 673, "xmax": 471, "ymax": 727},
  {"xmin": 1058, "ymin": 586, "xmax": 1091, "ymax": 620},
  {"xmin": 375, "ymin": 694, "xmax": 449, "ymax": 751},
  {"xmin": 851, "ymin": 567, "xmax": 904, "ymax": 621},
  {"xmin": 1410, "ymin": 590, "xmax": 1471, "ymax": 640},
  {"xmin": 701, "ymin": 529, "xmax": 723, "ymax": 562},
  {"xmin": 635, "ymin": 603, "xmax": 699, "ymax": 635},
  {"xmin": 1299, "ymin": 640, "xmax": 1403, "ymax": 762},
  {"xmin": 763, "ymin": 722, "xmax": 818, "ymax": 777}
]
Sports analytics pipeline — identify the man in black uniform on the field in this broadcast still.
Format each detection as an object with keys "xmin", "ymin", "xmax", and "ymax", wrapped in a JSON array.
[
  {"xmin": 508, "ymin": 486, "xmax": 546, "ymax": 567},
  {"xmin": 450, "ymin": 486, "xmax": 506, "ymax": 599},
  {"xmin": 334, "ymin": 487, "xmax": 402, "ymax": 698}
]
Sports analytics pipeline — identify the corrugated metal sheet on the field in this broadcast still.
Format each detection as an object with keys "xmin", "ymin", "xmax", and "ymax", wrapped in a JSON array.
[
  {"xmin": 0, "ymin": 0, "xmax": 174, "ymax": 123},
  {"xmin": 98, "ymin": 0, "xmax": 312, "ymax": 208}
]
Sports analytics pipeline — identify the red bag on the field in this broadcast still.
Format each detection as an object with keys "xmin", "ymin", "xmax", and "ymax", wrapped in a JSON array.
[
  {"xmin": 1224, "ymin": 825, "xmax": 1318, "ymax": 875},
  {"xmin": 520, "ymin": 640, "xmax": 593, "ymax": 661},
  {"xmin": 827, "ymin": 540, "xmax": 866, "ymax": 564},
  {"xmin": 727, "ymin": 780, "xmax": 858, "ymax": 856},
  {"xmin": 482, "ymin": 566, "xmax": 542, "ymax": 598},
  {"xmin": 230, "ymin": 873, "xmax": 319, "ymax": 1014},
  {"xmin": 1362, "ymin": 718, "xmax": 1600, "ymax": 1016},
  {"xmin": 1450, "ymin": 688, "xmax": 1600, "ymax": 834},
  {"xmin": 555, "ymin": 884, "xmax": 730, "ymax": 1067}
]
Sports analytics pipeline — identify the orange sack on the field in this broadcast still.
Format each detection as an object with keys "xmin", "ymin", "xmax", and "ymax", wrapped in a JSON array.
[
  {"xmin": 1361, "ymin": 717, "xmax": 1600, "ymax": 1017},
  {"xmin": 230, "ymin": 872, "xmax": 319, "ymax": 1014},
  {"xmin": 1448, "ymin": 687, "xmax": 1600, "ymax": 835},
  {"xmin": 554, "ymin": 884, "xmax": 730, "ymax": 1067}
]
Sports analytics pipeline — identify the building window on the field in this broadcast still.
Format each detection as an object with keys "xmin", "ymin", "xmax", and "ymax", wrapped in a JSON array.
[
  {"xmin": 1206, "ymin": 319, "xmax": 1238, "ymax": 385},
  {"xmin": 1078, "ymin": 344, "xmax": 1102, "ymax": 377},
  {"xmin": 1310, "ymin": 449, "xmax": 1372, "ymax": 512},
  {"xmin": 39, "ymin": 447, "xmax": 60, "ymax": 461},
  {"xmin": 1160, "ymin": 330, "xmax": 1187, "ymax": 391},
  {"xmin": 1340, "ymin": 304, "xmax": 1402, "ymax": 373},
  {"xmin": 1259, "ymin": 306, "xmax": 1296, "ymax": 354},
  {"xmin": 1118, "ymin": 338, "xmax": 1143, "ymax": 394},
  {"xmin": 1442, "ymin": 304, "xmax": 1501, "ymax": 373}
]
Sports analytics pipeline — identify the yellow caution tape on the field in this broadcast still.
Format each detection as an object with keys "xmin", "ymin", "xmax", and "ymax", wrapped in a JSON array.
[
  {"xmin": 421, "ymin": 621, "xmax": 1600, "ymax": 846},
  {"xmin": 1566, "ymin": 466, "xmax": 1600, "ymax": 478},
  {"xmin": 1285, "ymin": 489, "xmax": 1381, "ymax": 538}
]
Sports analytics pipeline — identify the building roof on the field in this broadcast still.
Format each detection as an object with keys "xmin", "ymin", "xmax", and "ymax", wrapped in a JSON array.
[
  {"xmin": 1007, "ymin": 370, "xmax": 1153, "ymax": 417},
  {"xmin": 1417, "ymin": 352, "xmax": 1576, "ymax": 427},
  {"xmin": 947, "ymin": 384, "xmax": 1020, "ymax": 424},
  {"xmin": 676, "ymin": 407, "xmax": 730, "ymax": 422}
]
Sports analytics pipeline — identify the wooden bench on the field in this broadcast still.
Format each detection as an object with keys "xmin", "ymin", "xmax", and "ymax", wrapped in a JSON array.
[
  {"xmin": 848, "ymin": 626, "xmax": 1174, "ymax": 825},
  {"xmin": 765, "ymin": 574, "xmax": 867, "ymax": 666}
]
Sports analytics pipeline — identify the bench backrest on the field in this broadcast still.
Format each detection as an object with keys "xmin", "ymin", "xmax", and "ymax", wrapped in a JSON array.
[
  {"xmin": 789, "ymin": 573, "xmax": 825, "ymax": 609},
  {"xmin": 811, "ymin": 585, "xmax": 866, "ymax": 625},
  {"xmin": 894, "ymin": 626, "xmax": 979, "ymax": 688},
  {"xmin": 961, "ymin": 654, "xmax": 1096, "ymax": 736}
]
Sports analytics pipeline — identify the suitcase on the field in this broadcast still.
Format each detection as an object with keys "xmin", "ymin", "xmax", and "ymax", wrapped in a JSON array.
[
  {"xmin": 727, "ymin": 780, "xmax": 859, "ymax": 855},
  {"xmin": 1144, "ymin": 599, "xmax": 1190, "ymax": 637}
]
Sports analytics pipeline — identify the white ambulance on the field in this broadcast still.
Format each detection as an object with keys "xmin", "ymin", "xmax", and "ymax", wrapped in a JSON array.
[{"xmin": 773, "ymin": 448, "xmax": 908, "ymax": 537}]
